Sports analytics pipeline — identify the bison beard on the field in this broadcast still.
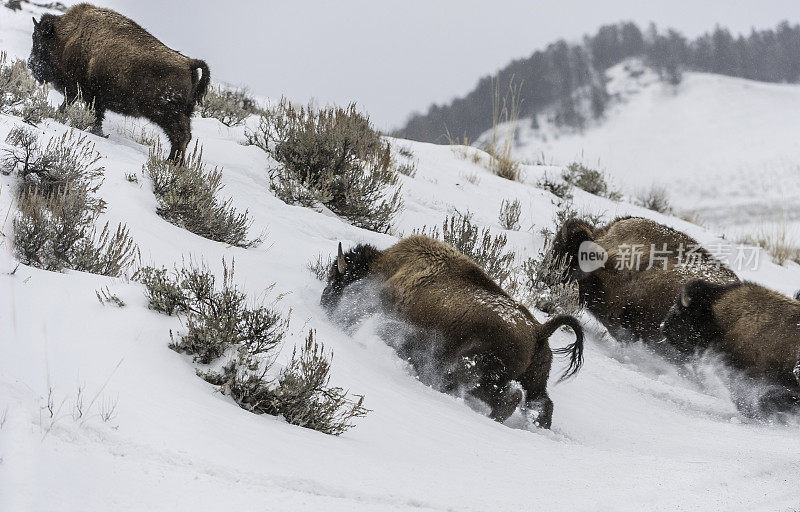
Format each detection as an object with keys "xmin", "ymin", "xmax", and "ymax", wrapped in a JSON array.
[
  {"xmin": 321, "ymin": 237, "xmax": 584, "ymax": 428},
  {"xmin": 29, "ymin": 4, "xmax": 210, "ymax": 161}
]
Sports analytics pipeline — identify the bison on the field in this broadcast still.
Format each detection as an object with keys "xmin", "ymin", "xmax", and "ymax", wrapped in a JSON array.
[
  {"xmin": 321, "ymin": 235, "xmax": 584, "ymax": 428},
  {"xmin": 660, "ymin": 280, "xmax": 800, "ymax": 417},
  {"xmin": 550, "ymin": 216, "xmax": 738, "ymax": 345},
  {"xmin": 29, "ymin": 4, "xmax": 210, "ymax": 161}
]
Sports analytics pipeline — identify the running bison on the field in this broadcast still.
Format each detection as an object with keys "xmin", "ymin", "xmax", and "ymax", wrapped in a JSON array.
[
  {"xmin": 551, "ymin": 216, "xmax": 738, "ymax": 345},
  {"xmin": 661, "ymin": 280, "xmax": 800, "ymax": 417},
  {"xmin": 321, "ymin": 235, "xmax": 584, "ymax": 428},
  {"xmin": 29, "ymin": 4, "xmax": 210, "ymax": 161}
]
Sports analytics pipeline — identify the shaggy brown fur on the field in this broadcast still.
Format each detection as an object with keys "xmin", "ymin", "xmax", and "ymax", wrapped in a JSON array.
[
  {"xmin": 321, "ymin": 235, "xmax": 584, "ymax": 428},
  {"xmin": 551, "ymin": 216, "xmax": 738, "ymax": 344},
  {"xmin": 661, "ymin": 280, "xmax": 800, "ymax": 415},
  {"xmin": 29, "ymin": 4, "xmax": 210, "ymax": 160}
]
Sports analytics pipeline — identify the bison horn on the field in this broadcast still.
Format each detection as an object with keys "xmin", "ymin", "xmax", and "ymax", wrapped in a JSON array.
[
  {"xmin": 32, "ymin": 17, "xmax": 39, "ymax": 27},
  {"xmin": 337, "ymin": 242, "xmax": 346, "ymax": 274},
  {"xmin": 681, "ymin": 292, "xmax": 691, "ymax": 308}
]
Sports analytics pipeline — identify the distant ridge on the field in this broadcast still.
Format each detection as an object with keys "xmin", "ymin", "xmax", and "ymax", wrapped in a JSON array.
[{"xmin": 396, "ymin": 21, "xmax": 800, "ymax": 144}]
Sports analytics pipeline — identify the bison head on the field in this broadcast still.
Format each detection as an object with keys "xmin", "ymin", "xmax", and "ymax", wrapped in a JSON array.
[
  {"xmin": 320, "ymin": 242, "xmax": 381, "ymax": 313},
  {"xmin": 29, "ymin": 14, "xmax": 60, "ymax": 83},
  {"xmin": 660, "ymin": 280, "xmax": 724, "ymax": 352},
  {"xmin": 550, "ymin": 217, "xmax": 595, "ymax": 282}
]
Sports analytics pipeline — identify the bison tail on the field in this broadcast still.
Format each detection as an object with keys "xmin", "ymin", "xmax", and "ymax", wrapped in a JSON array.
[
  {"xmin": 540, "ymin": 315, "xmax": 585, "ymax": 382},
  {"xmin": 190, "ymin": 59, "xmax": 211, "ymax": 105}
]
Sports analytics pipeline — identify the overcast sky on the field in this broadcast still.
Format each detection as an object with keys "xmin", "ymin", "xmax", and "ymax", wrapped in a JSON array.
[{"xmin": 102, "ymin": 0, "xmax": 800, "ymax": 131}]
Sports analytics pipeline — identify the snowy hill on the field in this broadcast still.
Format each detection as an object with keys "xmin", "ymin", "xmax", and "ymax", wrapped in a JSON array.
[
  {"xmin": 2, "ymin": 6, "xmax": 800, "ymax": 512},
  {"xmin": 505, "ymin": 59, "xmax": 800, "ymax": 237}
]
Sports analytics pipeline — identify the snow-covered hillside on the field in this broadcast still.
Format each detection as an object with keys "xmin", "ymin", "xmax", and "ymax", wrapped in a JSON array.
[
  {"xmin": 507, "ymin": 59, "xmax": 800, "ymax": 237},
  {"xmin": 2, "ymin": 6, "xmax": 800, "ymax": 512}
]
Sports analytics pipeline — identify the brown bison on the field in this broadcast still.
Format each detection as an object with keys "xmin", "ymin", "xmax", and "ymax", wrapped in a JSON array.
[
  {"xmin": 550, "ymin": 216, "xmax": 739, "ymax": 345},
  {"xmin": 321, "ymin": 235, "xmax": 584, "ymax": 428},
  {"xmin": 29, "ymin": 4, "xmax": 210, "ymax": 161},
  {"xmin": 660, "ymin": 280, "xmax": 800, "ymax": 417}
]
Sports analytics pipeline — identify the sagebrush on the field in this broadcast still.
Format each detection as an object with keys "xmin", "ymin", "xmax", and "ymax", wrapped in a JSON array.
[
  {"xmin": 635, "ymin": 185, "xmax": 672, "ymax": 214},
  {"xmin": 561, "ymin": 162, "xmax": 621, "ymax": 200},
  {"xmin": 3, "ymin": 127, "xmax": 137, "ymax": 275},
  {"xmin": 246, "ymin": 98, "xmax": 402, "ymax": 233},
  {"xmin": 536, "ymin": 172, "xmax": 573, "ymax": 200},
  {"xmin": 416, "ymin": 210, "xmax": 515, "ymax": 289},
  {"xmin": 199, "ymin": 86, "xmax": 260, "ymax": 127},
  {"xmin": 137, "ymin": 261, "xmax": 287, "ymax": 363},
  {"xmin": 138, "ymin": 261, "xmax": 368, "ymax": 435},
  {"xmin": 393, "ymin": 144, "xmax": 417, "ymax": 177},
  {"xmin": 520, "ymin": 237, "xmax": 581, "ymax": 316},
  {"xmin": 498, "ymin": 198, "xmax": 521, "ymax": 230},
  {"xmin": 0, "ymin": 52, "xmax": 95, "ymax": 129},
  {"xmin": 210, "ymin": 329, "xmax": 369, "ymax": 436},
  {"xmin": 0, "ymin": 52, "xmax": 53, "ymax": 124},
  {"xmin": 307, "ymin": 253, "xmax": 333, "ymax": 281},
  {"xmin": 52, "ymin": 88, "xmax": 96, "ymax": 131},
  {"xmin": 739, "ymin": 223, "xmax": 800, "ymax": 266},
  {"xmin": 144, "ymin": 141, "xmax": 257, "ymax": 247}
]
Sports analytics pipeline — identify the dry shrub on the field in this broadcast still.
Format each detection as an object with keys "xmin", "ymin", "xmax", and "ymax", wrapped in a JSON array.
[
  {"xmin": 119, "ymin": 124, "xmax": 159, "ymax": 147},
  {"xmin": 536, "ymin": 172, "xmax": 573, "ymax": 200},
  {"xmin": 484, "ymin": 76, "xmax": 523, "ymax": 181},
  {"xmin": 4, "ymin": 127, "xmax": 104, "ymax": 207},
  {"xmin": 307, "ymin": 253, "xmax": 333, "ymax": 281},
  {"xmin": 416, "ymin": 210, "xmax": 516, "ymax": 289},
  {"xmin": 0, "ymin": 52, "xmax": 97, "ymax": 129},
  {"xmin": 518, "ymin": 203, "xmax": 600, "ymax": 315},
  {"xmin": 199, "ymin": 85, "xmax": 259, "ymax": 127},
  {"xmin": 52, "ymin": 88, "xmax": 96, "ymax": 131},
  {"xmin": 246, "ymin": 98, "xmax": 402, "ymax": 233},
  {"xmin": 393, "ymin": 143, "xmax": 417, "ymax": 177},
  {"xmin": 498, "ymin": 198, "xmax": 521, "ymax": 230},
  {"xmin": 137, "ymin": 261, "xmax": 287, "ymax": 363},
  {"xmin": 144, "ymin": 141, "xmax": 257, "ymax": 247},
  {"xmin": 635, "ymin": 185, "xmax": 672, "ymax": 214},
  {"xmin": 561, "ymin": 162, "xmax": 621, "ymax": 200},
  {"xmin": 3, "ymin": 128, "xmax": 137, "ymax": 275},
  {"xmin": 446, "ymin": 133, "xmax": 483, "ymax": 165},
  {"xmin": 740, "ymin": 222, "xmax": 800, "ymax": 266},
  {"xmin": 138, "ymin": 261, "xmax": 368, "ymax": 435},
  {"xmin": 0, "ymin": 52, "xmax": 53, "ymax": 124},
  {"xmin": 520, "ymin": 237, "xmax": 581, "ymax": 316},
  {"xmin": 218, "ymin": 329, "xmax": 369, "ymax": 436}
]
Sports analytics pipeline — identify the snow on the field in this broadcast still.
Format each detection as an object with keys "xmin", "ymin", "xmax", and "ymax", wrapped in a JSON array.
[{"xmin": 2, "ymin": 6, "xmax": 800, "ymax": 512}]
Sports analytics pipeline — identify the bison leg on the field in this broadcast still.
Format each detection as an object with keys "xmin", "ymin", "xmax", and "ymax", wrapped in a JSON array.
[
  {"xmin": 91, "ymin": 105, "xmax": 107, "ymax": 138},
  {"xmin": 517, "ymin": 361, "xmax": 554, "ymax": 429},
  {"xmin": 159, "ymin": 113, "xmax": 191, "ymax": 163},
  {"xmin": 446, "ymin": 354, "xmax": 521, "ymax": 422}
]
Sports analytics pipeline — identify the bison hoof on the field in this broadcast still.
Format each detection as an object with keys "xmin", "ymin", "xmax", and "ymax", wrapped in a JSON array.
[{"xmin": 90, "ymin": 125, "xmax": 108, "ymax": 138}]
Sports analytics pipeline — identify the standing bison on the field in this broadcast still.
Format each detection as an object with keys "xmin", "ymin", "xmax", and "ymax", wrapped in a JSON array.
[
  {"xmin": 551, "ymin": 216, "xmax": 738, "ymax": 346},
  {"xmin": 29, "ymin": 4, "xmax": 210, "ymax": 161},
  {"xmin": 321, "ymin": 235, "xmax": 584, "ymax": 428},
  {"xmin": 660, "ymin": 280, "xmax": 800, "ymax": 417}
]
